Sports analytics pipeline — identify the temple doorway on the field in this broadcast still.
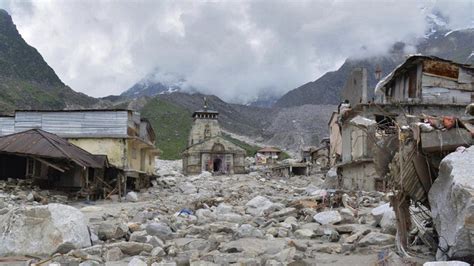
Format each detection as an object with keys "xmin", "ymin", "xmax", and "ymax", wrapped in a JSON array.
[{"xmin": 213, "ymin": 158, "xmax": 222, "ymax": 172}]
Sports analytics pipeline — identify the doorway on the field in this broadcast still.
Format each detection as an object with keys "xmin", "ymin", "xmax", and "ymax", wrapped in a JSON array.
[{"xmin": 213, "ymin": 158, "xmax": 222, "ymax": 172}]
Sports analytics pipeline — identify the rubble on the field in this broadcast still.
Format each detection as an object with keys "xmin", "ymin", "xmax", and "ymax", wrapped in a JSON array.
[{"xmin": 0, "ymin": 159, "xmax": 447, "ymax": 264}]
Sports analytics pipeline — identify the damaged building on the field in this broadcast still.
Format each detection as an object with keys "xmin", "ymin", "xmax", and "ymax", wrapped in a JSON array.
[
  {"xmin": 332, "ymin": 55, "xmax": 473, "ymax": 191},
  {"xmin": 182, "ymin": 102, "xmax": 246, "ymax": 175},
  {"xmin": 330, "ymin": 55, "xmax": 474, "ymax": 262},
  {"xmin": 0, "ymin": 109, "xmax": 160, "ymax": 193},
  {"xmin": 0, "ymin": 129, "xmax": 108, "ymax": 196}
]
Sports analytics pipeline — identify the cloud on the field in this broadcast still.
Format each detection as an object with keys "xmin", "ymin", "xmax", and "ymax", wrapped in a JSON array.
[{"xmin": 3, "ymin": 0, "xmax": 473, "ymax": 102}]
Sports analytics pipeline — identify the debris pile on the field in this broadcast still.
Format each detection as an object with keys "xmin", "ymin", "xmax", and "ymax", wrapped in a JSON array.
[{"xmin": 0, "ymin": 161, "xmax": 430, "ymax": 265}]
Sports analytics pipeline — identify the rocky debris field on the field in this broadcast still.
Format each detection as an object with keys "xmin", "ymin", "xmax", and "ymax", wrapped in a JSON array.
[{"xmin": 0, "ymin": 161, "xmax": 437, "ymax": 265}]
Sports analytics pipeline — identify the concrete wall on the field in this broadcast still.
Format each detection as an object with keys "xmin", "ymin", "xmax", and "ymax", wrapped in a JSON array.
[
  {"xmin": 341, "ymin": 67, "xmax": 368, "ymax": 105},
  {"xmin": 340, "ymin": 162, "xmax": 377, "ymax": 191}
]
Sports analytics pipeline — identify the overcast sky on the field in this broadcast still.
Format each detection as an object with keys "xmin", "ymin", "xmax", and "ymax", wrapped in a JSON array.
[{"xmin": 2, "ymin": 0, "xmax": 473, "ymax": 103}]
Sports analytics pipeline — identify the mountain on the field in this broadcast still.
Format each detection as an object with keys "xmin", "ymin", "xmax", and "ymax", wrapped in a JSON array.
[
  {"xmin": 275, "ymin": 27, "xmax": 474, "ymax": 107},
  {"xmin": 121, "ymin": 71, "xmax": 187, "ymax": 99},
  {"xmin": 0, "ymin": 9, "xmax": 98, "ymax": 112}
]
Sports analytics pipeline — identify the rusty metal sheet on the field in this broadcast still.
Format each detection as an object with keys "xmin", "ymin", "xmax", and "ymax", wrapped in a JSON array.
[
  {"xmin": 0, "ymin": 129, "xmax": 105, "ymax": 168},
  {"xmin": 423, "ymin": 59, "xmax": 459, "ymax": 79}
]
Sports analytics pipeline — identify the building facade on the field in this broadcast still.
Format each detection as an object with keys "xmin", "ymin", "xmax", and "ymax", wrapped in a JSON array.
[
  {"xmin": 0, "ymin": 110, "xmax": 160, "ymax": 189},
  {"xmin": 182, "ymin": 104, "xmax": 245, "ymax": 175}
]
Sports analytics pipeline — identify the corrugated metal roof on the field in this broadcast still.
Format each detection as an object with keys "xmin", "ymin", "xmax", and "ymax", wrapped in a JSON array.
[{"xmin": 0, "ymin": 129, "xmax": 105, "ymax": 168}]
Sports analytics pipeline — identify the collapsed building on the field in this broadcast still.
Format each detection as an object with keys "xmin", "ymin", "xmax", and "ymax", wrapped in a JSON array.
[
  {"xmin": 329, "ymin": 55, "xmax": 474, "ymax": 262},
  {"xmin": 0, "ymin": 109, "xmax": 160, "ymax": 196},
  {"xmin": 0, "ymin": 129, "xmax": 108, "ymax": 192},
  {"xmin": 182, "ymin": 102, "xmax": 246, "ymax": 175}
]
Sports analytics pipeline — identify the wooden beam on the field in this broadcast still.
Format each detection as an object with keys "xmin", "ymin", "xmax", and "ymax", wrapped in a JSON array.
[{"xmin": 34, "ymin": 157, "xmax": 66, "ymax": 173}]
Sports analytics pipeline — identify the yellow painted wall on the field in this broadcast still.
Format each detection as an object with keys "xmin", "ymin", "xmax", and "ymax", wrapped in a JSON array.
[
  {"xmin": 68, "ymin": 138, "xmax": 156, "ymax": 175},
  {"xmin": 68, "ymin": 138, "xmax": 126, "ymax": 168},
  {"xmin": 126, "ymin": 140, "xmax": 157, "ymax": 174},
  {"xmin": 127, "ymin": 140, "xmax": 141, "ymax": 171}
]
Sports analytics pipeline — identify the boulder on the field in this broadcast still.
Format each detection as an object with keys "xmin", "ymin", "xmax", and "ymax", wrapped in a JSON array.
[
  {"xmin": 107, "ymin": 241, "xmax": 153, "ymax": 255},
  {"xmin": 294, "ymin": 229, "xmax": 315, "ymax": 239},
  {"xmin": 245, "ymin": 196, "xmax": 274, "ymax": 216},
  {"xmin": 146, "ymin": 222, "xmax": 173, "ymax": 240},
  {"xmin": 323, "ymin": 167, "xmax": 338, "ymax": 189},
  {"xmin": 126, "ymin": 191, "xmax": 139, "ymax": 202},
  {"xmin": 0, "ymin": 203, "xmax": 91, "ymax": 256},
  {"xmin": 179, "ymin": 182, "xmax": 197, "ymax": 194},
  {"xmin": 104, "ymin": 247, "xmax": 123, "ymax": 262},
  {"xmin": 370, "ymin": 203, "xmax": 392, "ymax": 225},
  {"xmin": 98, "ymin": 222, "xmax": 129, "ymax": 240},
  {"xmin": 313, "ymin": 210, "xmax": 342, "ymax": 225},
  {"xmin": 215, "ymin": 203, "xmax": 233, "ymax": 215},
  {"xmin": 380, "ymin": 209, "xmax": 397, "ymax": 235},
  {"xmin": 428, "ymin": 146, "xmax": 474, "ymax": 261},
  {"xmin": 236, "ymin": 224, "xmax": 264, "ymax": 238},
  {"xmin": 339, "ymin": 208, "xmax": 355, "ymax": 223},
  {"xmin": 129, "ymin": 231, "xmax": 148, "ymax": 243},
  {"xmin": 151, "ymin": 246, "xmax": 166, "ymax": 257},
  {"xmin": 358, "ymin": 232, "xmax": 395, "ymax": 246}
]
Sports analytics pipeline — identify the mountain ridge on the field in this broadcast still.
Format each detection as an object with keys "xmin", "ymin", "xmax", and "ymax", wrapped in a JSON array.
[{"xmin": 0, "ymin": 9, "xmax": 99, "ymax": 112}]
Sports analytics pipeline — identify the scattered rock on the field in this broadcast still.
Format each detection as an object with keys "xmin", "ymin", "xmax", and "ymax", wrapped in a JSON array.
[
  {"xmin": 370, "ymin": 203, "xmax": 392, "ymax": 225},
  {"xmin": 126, "ymin": 191, "xmax": 139, "ymax": 202},
  {"xmin": 179, "ymin": 182, "xmax": 197, "ymax": 194},
  {"xmin": 294, "ymin": 229, "xmax": 315, "ymax": 239},
  {"xmin": 358, "ymin": 232, "xmax": 395, "ymax": 246},
  {"xmin": 245, "ymin": 196, "xmax": 274, "ymax": 216},
  {"xmin": 104, "ymin": 247, "xmax": 123, "ymax": 262},
  {"xmin": 146, "ymin": 222, "xmax": 173, "ymax": 240},
  {"xmin": 151, "ymin": 246, "xmax": 166, "ymax": 257},
  {"xmin": 236, "ymin": 224, "xmax": 264, "ymax": 238},
  {"xmin": 98, "ymin": 222, "xmax": 129, "ymax": 240},
  {"xmin": 313, "ymin": 210, "xmax": 342, "ymax": 225}
]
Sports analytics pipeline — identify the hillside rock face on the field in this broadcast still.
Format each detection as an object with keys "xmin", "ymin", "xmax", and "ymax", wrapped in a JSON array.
[
  {"xmin": 428, "ymin": 146, "xmax": 474, "ymax": 262},
  {"xmin": 0, "ymin": 9, "xmax": 98, "ymax": 111},
  {"xmin": 0, "ymin": 203, "xmax": 91, "ymax": 256}
]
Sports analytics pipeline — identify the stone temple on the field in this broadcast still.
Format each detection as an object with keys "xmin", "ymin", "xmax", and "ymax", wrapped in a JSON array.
[{"xmin": 182, "ymin": 100, "xmax": 246, "ymax": 175}]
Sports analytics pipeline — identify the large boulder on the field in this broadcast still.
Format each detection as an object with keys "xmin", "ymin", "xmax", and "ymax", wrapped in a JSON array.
[
  {"xmin": 0, "ymin": 203, "xmax": 91, "ymax": 256},
  {"xmin": 428, "ymin": 146, "xmax": 474, "ymax": 261},
  {"xmin": 245, "ymin": 196, "xmax": 274, "ymax": 216}
]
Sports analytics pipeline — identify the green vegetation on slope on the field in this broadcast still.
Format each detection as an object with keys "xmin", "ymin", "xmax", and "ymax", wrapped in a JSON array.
[
  {"xmin": 141, "ymin": 97, "xmax": 193, "ymax": 160},
  {"xmin": 222, "ymin": 133, "xmax": 261, "ymax": 157},
  {"xmin": 141, "ymin": 97, "xmax": 264, "ymax": 159}
]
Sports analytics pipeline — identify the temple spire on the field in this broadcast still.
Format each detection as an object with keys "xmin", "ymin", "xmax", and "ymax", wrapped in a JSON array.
[{"xmin": 203, "ymin": 97, "xmax": 208, "ymax": 110}]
